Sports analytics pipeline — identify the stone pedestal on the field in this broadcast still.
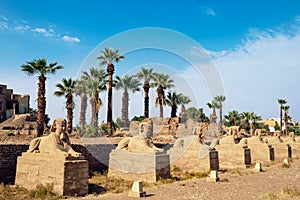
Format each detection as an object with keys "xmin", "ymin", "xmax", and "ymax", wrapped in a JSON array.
[
  {"xmin": 254, "ymin": 162, "xmax": 262, "ymax": 172},
  {"xmin": 128, "ymin": 181, "xmax": 146, "ymax": 198},
  {"xmin": 244, "ymin": 148, "xmax": 251, "ymax": 168},
  {"xmin": 207, "ymin": 170, "xmax": 219, "ymax": 182},
  {"xmin": 15, "ymin": 153, "xmax": 88, "ymax": 196},
  {"xmin": 108, "ymin": 150, "xmax": 170, "ymax": 183}
]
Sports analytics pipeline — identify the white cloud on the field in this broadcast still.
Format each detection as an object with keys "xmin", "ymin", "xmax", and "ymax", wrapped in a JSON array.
[
  {"xmin": 14, "ymin": 25, "xmax": 30, "ymax": 31},
  {"xmin": 33, "ymin": 28, "xmax": 47, "ymax": 33},
  {"xmin": 0, "ymin": 15, "xmax": 8, "ymax": 21},
  {"xmin": 200, "ymin": 7, "xmax": 216, "ymax": 16},
  {"xmin": 62, "ymin": 35, "xmax": 80, "ymax": 42},
  {"xmin": 210, "ymin": 28, "xmax": 300, "ymax": 121},
  {"xmin": 0, "ymin": 21, "xmax": 9, "ymax": 30}
]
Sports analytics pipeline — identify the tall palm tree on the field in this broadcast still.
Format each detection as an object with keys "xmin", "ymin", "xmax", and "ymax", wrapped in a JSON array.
[
  {"xmin": 21, "ymin": 58, "xmax": 63, "ymax": 136},
  {"xmin": 54, "ymin": 78, "xmax": 76, "ymax": 134},
  {"xmin": 152, "ymin": 73, "xmax": 174, "ymax": 118},
  {"xmin": 225, "ymin": 110, "xmax": 240, "ymax": 126},
  {"xmin": 115, "ymin": 74, "xmax": 141, "ymax": 128},
  {"xmin": 178, "ymin": 94, "xmax": 191, "ymax": 123},
  {"xmin": 136, "ymin": 67, "xmax": 156, "ymax": 118},
  {"xmin": 75, "ymin": 79, "xmax": 88, "ymax": 127},
  {"xmin": 214, "ymin": 95, "xmax": 226, "ymax": 133},
  {"xmin": 97, "ymin": 48, "xmax": 124, "ymax": 135},
  {"xmin": 282, "ymin": 105, "xmax": 290, "ymax": 135},
  {"xmin": 166, "ymin": 91, "xmax": 180, "ymax": 118},
  {"xmin": 250, "ymin": 112, "xmax": 262, "ymax": 134},
  {"xmin": 278, "ymin": 99, "xmax": 287, "ymax": 135},
  {"xmin": 207, "ymin": 100, "xmax": 219, "ymax": 123},
  {"xmin": 241, "ymin": 112, "xmax": 252, "ymax": 133},
  {"xmin": 81, "ymin": 67, "xmax": 107, "ymax": 130}
]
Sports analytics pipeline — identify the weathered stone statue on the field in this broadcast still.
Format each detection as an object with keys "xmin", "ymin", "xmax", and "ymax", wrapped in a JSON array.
[
  {"xmin": 16, "ymin": 118, "xmax": 88, "ymax": 196},
  {"xmin": 117, "ymin": 120, "xmax": 163, "ymax": 153},
  {"xmin": 108, "ymin": 119, "xmax": 170, "ymax": 182},
  {"xmin": 27, "ymin": 118, "xmax": 81, "ymax": 157}
]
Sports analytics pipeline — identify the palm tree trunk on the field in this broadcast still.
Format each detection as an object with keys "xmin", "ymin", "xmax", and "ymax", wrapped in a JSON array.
[
  {"xmin": 159, "ymin": 103, "xmax": 164, "ymax": 118},
  {"xmin": 121, "ymin": 90, "xmax": 129, "ymax": 128},
  {"xmin": 157, "ymin": 86, "xmax": 165, "ymax": 118},
  {"xmin": 180, "ymin": 105, "xmax": 186, "ymax": 123},
  {"xmin": 284, "ymin": 112, "xmax": 288, "ymax": 136},
  {"xmin": 171, "ymin": 105, "xmax": 177, "ymax": 118},
  {"xmin": 37, "ymin": 75, "xmax": 46, "ymax": 137},
  {"xmin": 143, "ymin": 81, "xmax": 150, "ymax": 118},
  {"xmin": 90, "ymin": 98, "xmax": 96, "ymax": 129},
  {"xmin": 79, "ymin": 94, "xmax": 87, "ymax": 127},
  {"xmin": 107, "ymin": 63, "xmax": 114, "ymax": 135},
  {"xmin": 219, "ymin": 104, "xmax": 223, "ymax": 134},
  {"xmin": 66, "ymin": 94, "xmax": 73, "ymax": 134},
  {"xmin": 252, "ymin": 121, "xmax": 257, "ymax": 134},
  {"xmin": 280, "ymin": 105, "xmax": 283, "ymax": 135}
]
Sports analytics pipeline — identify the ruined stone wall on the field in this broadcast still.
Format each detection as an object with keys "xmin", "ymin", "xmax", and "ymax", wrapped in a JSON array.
[
  {"xmin": 0, "ymin": 144, "xmax": 107, "ymax": 184},
  {"xmin": 0, "ymin": 144, "xmax": 28, "ymax": 184}
]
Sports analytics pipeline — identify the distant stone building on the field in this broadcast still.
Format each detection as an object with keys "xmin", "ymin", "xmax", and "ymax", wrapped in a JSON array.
[{"xmin": 0, "ymin": 84, "xmax": 30, "ymax": 122}]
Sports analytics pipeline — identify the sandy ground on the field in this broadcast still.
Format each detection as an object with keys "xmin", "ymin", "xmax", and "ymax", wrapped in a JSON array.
[{"xmin": 70, "ymin": 159, "xmax": 300, "ymax": 200}]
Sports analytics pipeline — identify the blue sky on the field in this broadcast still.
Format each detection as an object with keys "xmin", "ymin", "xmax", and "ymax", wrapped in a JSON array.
[{"xmin": 0, "ymin": 0, "xmax": 300, "ymax": 123}]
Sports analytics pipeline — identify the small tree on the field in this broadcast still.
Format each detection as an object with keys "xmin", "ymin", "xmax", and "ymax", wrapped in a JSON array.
[
  {"xmin": 278, "ymin": 98, "xmax": 287, "ymax": 135},
  {"xmin": 54, "ymin": 78, "xmax": 76, "ymax": 134},
  {"xmin": 166, "ymin": 92, "xmax": 180, "ymax": 118}
]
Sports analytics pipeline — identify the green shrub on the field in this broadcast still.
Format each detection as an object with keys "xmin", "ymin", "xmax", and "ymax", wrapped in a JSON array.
[
  {"xmin": 6, "ymin": 132, "xmax": 14, "ymax": 136},
  {"xmin": 131, "ymin": 115, "xmax": 145, "ymax": 122}
]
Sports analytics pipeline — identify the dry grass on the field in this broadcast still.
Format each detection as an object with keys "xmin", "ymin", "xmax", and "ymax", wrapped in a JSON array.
[
  {"xmin": 89, "ymin": 172, "xmax": 132, "ymax": 194},
  {"xmin": 0, "ymin": 183, "xmax": 61, "ymax": 200},
  {"xmin": 263, "ymin": 193, "xmax": 280, "ymax": 200},
  {"xmin": 282, "ymin": 187, "xmax": 300, "ymax": 197}
]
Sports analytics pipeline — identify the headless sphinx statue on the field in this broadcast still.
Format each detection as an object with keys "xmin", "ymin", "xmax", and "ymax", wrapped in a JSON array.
[
  {"xmin": 27, "ymin": 118, "xmax": 81, "ymax": 157},
  {"xmin": 117, "ymin": 120, "xmax": 163, "ymax": 153}
]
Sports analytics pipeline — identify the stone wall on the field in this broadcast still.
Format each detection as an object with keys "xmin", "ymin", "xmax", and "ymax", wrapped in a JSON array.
[{"xmin": 0, "ymin": 144, "xmax": 28, "ymax": 184}]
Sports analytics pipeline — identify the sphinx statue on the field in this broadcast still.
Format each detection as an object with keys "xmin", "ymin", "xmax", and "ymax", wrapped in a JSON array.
[
  {"xmin": 117, "ymin": 120, "xmax": 163, "ymax": 153},
  {"xmin": 27, "ymin": 118, "xmax": 81, "ymax": 157}
]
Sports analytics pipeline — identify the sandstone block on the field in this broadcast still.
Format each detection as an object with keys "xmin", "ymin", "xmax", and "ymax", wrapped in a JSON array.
[{"xmin": 15, "ymin": 153, "xmax": 88, "ymax": 196}]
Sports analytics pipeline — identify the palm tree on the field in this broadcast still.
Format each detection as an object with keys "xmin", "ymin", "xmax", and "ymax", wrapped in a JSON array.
[
  {"xmin": 166, "ymin": 92, "xmax": 180, "ymax": 118},
  {"xmin": 115, "ymin": 74, "xmax": 141, "ymax": 128},
  {"xmin": 278, "ymin": 99, "xmax": 287, "ymax": 135},
  {"xmin": 136, "ymin": 67, "xmax": 156, "ymax": 118},
  {"xmin": 214, "ymin": 95, "xmax": 226, "ymax": 133},
  {"xmin": 241, "ymin": 112, "xmax": 252, "ymax": 133},
  {"xmin": 21, "ymin": 58, "xmax": 63, "ymax": 136},
  {"xmin": 81, "ymin": 67, "xmax": 107, "ymax": 130},
  {"xmin": 54, "ymin": 78, "xmax": 76, "ymax": 134},
  {"xmin": 152, "ymin": 73, "xmax": 174, "ymax": 118},
  {"xmin": 225, "ymin": 110, "xmax": 240, "ymax": 126},
  {"xmin": 178, "ymin": 94, "xmax": 191, "ymax": 123},
  {"xmin": 207, "ymin": 100, "xmax": 219, "ymax": 123},
  {"xmin": 282, "ymin": 105, "xmax": 290, "ymax": 135},
  {"xmin": 250, "ymin": 112, "xmax": 262, "ymax": 134},
  {"xmin": 97, "ymin": 48, "xmax": 124, "ymax": 136},
  {"xmin": 75, "ymin": 79, "xmax": 88, "ymax": 127}
]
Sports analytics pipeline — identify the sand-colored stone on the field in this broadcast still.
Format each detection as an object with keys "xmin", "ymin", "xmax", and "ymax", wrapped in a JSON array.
[
  {"xmin": 108, "ymin": 150, "xmax": 170, "ymax": 183},
  {"xmin": 128, "ymin": 181, "xmax": 146, "ymax": 198},
  {"xmin": 168, "ymin": 135, "xmax": 210, "ymax": 172},
  {"xmin": 15, "ymin": 153, "xmax": 88, "ymax": 196}
]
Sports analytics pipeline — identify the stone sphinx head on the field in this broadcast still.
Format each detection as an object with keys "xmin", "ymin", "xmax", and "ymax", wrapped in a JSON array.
[
  {"xmin": 50, "ymin": 118, "xmax": 67, "ymax": 140},
  {"xmin": 138, "ymin": 120, "xmax": 153, "ymax": 138}
]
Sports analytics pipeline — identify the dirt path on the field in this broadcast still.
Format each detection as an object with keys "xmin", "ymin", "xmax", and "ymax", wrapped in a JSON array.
[{"xmin": 73, "ymin": 159, "xmax": 300, "ymax": 200}]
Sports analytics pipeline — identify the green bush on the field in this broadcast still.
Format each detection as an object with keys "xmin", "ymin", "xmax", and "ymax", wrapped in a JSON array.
[
  {"xmin": 131, "ymin": 115, "xmax": 145, "ymax": 122},
  {"xmin": 6, "ymin": 132, "xmax": 14, "ymax": 136}
]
